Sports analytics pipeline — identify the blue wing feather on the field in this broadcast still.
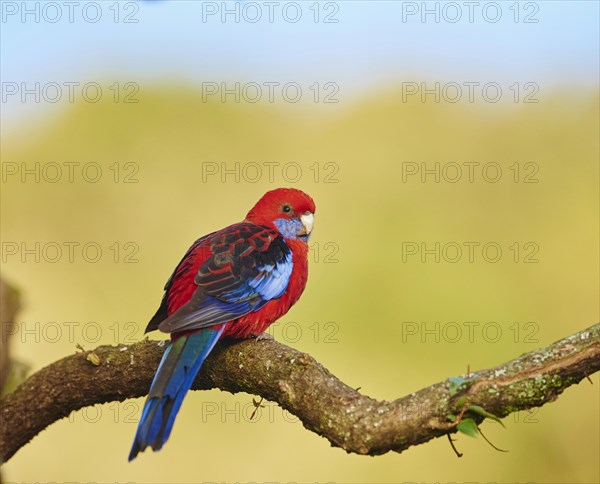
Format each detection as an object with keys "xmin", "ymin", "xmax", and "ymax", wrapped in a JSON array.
[{"xmin": 248, "ymin": 250, "xmax": 293, "ymax": 300}]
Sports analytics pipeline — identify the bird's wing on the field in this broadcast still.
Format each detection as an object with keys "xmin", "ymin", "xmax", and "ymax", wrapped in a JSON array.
[{"xmin": 157, "ymin": 223, "xmax": 293, "ymax": 334}]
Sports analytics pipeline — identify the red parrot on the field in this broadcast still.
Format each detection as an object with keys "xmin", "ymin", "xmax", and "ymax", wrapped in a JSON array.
[{"xmin": 129, "ymin": 188, "xmax": 316, "ymax": 460}]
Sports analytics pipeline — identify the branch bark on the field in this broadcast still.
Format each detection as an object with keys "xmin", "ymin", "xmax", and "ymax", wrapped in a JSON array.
[
  {"xmin": 0, "ymin": 279, "xmax": 21, "ymax": 483},
  {"xmin": 1, "ymin": 322, "xmax": 598, "ymax": 463}
]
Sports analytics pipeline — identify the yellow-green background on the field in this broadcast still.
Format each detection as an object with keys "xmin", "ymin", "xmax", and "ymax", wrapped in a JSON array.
[{"xmin": 1, "ymin": 87, "xmax": 598, "ymax": 482}]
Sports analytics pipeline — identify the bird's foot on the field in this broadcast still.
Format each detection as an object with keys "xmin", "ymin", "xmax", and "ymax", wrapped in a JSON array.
[{"xmin": 254, "ymin": 332, "xmax": 275, "ymax": 342}]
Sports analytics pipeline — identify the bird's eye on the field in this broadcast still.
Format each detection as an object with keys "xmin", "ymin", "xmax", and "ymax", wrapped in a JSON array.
[{"xmin": 282, "ymin": 204, "xmax": 292, "ymax": 213}]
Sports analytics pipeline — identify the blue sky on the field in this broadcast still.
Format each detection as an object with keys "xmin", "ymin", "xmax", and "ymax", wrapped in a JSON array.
[{"xmin": 1, "ymin": 1, "xmax": 599, "ymax": 125}]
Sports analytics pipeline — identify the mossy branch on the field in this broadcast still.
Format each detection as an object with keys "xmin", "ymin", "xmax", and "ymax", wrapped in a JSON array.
[{"xmin": 1, "ymin": 322, "xmax": 598, "ymax": 463}]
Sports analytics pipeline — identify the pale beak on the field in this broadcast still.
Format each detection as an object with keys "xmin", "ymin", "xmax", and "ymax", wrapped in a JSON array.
[{"xmin": 298, "ymin": 212, "xmax": 314, "ymax": 236}]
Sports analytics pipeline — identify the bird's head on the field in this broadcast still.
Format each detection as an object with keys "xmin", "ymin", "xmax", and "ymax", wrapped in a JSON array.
[{"xmin": 246, "ymin": 188, "xmax": 316, "ymax": 243}]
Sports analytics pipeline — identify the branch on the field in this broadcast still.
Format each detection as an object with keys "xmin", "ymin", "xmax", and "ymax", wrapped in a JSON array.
[
  {"xmin": 1, "ymin": 322, "xmax": 598, "ymax": 463},
  {"xmin": 0, "ymin": 279, "xmax": 21, "ymax": 484}
]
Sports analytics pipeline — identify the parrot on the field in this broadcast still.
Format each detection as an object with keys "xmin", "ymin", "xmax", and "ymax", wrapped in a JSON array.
[{"xmin": 129, "ymin": 188, "xmax": 316, "ymax": 461}]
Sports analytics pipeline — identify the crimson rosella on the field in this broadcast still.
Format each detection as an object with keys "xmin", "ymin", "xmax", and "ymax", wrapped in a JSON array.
[{"xmin": 129, "ymin": 188, "xmax": 316, "ymax": 460}]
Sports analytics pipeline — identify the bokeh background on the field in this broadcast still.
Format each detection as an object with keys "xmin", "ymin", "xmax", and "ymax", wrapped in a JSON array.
[{"xmin": 1, "ymin": 1, "xmax": 598, "ymax": 483}]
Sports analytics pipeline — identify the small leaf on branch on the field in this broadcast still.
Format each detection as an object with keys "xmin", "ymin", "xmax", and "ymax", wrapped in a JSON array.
[
  {"xmin": 467, "ymin": 404, "xmax": 505, "ymax": 427},
  {"xmin": 456, "ymin": 418, "xmax": 479, "ymax": 438}
]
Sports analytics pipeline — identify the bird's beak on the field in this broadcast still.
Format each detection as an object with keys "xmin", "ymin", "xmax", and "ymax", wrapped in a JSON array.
[{"xmin": 298, "ymin": 212, "xmax": 314, "ymax": 236}]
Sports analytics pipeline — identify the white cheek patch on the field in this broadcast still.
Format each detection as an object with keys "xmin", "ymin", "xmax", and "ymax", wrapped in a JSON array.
[{"xmin": 301, "ymin": 212, "xmax": 314, "ymax": 234}]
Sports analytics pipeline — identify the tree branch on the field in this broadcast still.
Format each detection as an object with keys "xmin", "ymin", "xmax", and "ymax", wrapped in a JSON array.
[
  {"xmin": 0, "ymin": 279, "xmax": 21, "ymax": 484},
  {"xmin": 1, "ymin": 322, "xmax": 598, "ymax": 463}
]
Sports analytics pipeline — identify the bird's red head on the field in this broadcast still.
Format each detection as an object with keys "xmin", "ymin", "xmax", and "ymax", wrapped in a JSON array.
[{"xmin": 246, "ymin": 188, "xmax": 316, "ymax": 242}]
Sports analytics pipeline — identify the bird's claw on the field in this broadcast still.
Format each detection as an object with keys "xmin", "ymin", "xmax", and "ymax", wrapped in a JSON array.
[{"xmin": 254, "ymin": 332, "xmax": 275, "ymax": 342}]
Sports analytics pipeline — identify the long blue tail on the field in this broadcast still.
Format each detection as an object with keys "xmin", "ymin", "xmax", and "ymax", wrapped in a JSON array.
[{"xmin": 129, "ymin": 326, "xmax": 225, "ymax": 461}]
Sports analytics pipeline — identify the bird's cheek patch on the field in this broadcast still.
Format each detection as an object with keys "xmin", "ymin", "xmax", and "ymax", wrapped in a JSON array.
[{"xmin": 274, "ymin": 218, "xmax": 303, "ymax": 240}]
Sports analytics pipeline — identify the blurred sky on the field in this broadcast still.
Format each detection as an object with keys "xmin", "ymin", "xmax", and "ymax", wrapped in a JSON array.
[{"xmin": 1, "ymin": 0, "xmax": 599, "ymax": 127}]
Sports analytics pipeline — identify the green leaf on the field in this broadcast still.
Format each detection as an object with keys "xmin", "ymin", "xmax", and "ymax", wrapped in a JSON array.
[
  {"xmin": 467, "ymin": 404, "xmax": 505, "ymax": 427},
  {"xmin": 448, "ymin": 377, "xmax": 465, "ymax": 396},
  {"xmin": 456, "ymin": 418, "xmax": 479, "ymax": 438}
]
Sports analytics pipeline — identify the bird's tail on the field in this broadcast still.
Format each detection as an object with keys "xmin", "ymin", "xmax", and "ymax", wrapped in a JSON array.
[{"xmin": 129, "ymin": 326, "xmax": 225, "ymax": 461}]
